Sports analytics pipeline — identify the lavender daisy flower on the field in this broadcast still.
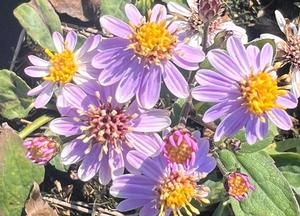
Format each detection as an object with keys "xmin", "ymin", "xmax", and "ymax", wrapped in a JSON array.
[
  {"xmin": 191, "ymin": 36, "xmax": 298, "ymax": 144},
  {"xmin": 110, "ymin": 150, "xmax": 216, "ymax": 216},
  {"xmin": 167, "ymin": 0, "xmax": 247, "ymax": 48},
  {"xmin": 49, "ymin": 82, "xmax": 170, "ymax": 184},
  {"xmin": 93, "ymin": 4, "xmax": 205, "ymax": 109},
  {"xmin": 24, "ymin": 31, "xmax": 101, "ymax": 108},
  {"xmin": 162, "ymin": 126, "xmax": 216, "ymax": 169}
]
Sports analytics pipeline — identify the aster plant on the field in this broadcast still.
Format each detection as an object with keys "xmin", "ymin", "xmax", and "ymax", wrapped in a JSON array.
[
  {"xmin": 93, "ymin": 3, "xmax": 205, "ymax": 109},
  {"xmin": 24, "ymin": 31, "xmax": 101, "ymax": 108},
  {"xmin": 49, "ymin": 82, "xmax": 170, "ymax": 183},
  {"xmin": 2, "ymin": 0, "xmax": 300, "ymax": 215}
]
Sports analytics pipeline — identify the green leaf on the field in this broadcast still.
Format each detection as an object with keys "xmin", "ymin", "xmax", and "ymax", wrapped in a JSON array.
[
  {"xmin": 0, "ymin": 124, "xmax": 44, "ymax": 216},
  {"xmin": 0, "ymin": 70, "xmax": 33, "ymax": 120},
  {"xmin": 237, "ymin": 123, "xmax": 278, "ymax": 153},
  {"xmin": 218, "ymin": 149, "xmax": 300, "ymax": 216},
  {"xmin": 33, "ymin": 0, "xmax": 62, "ymax": 33},
  {"xmin": 101, "ymin": 0, "xmax": 131, "ymax": 21},
  {"xmin": 161, "ymin": 0, "xmax": 187, "ymax": 5},
  {"xmin": 14, "ymin": 3, "xmax": 55, "ymax": 50},
  {"xmin": 275, "ymin": 138, "xmax": 300, "ymax": 152},
  {"xmin": 212, "ymin": 202, "xmax": 230, "ymax": 216},
  {"xmin": 133, "ymin": 0, "xmax": 154, "ymax": 15},
  {"xmin": 247, "ymin": 39, "xmax": 276, "ymax": 54},
  {"xmin": 271, "ymin": 152, "xmax": 300, "ymax": 194},
  {"xmin": 170, "ymin": 98, "xmax": 186, "ymax": 126}
]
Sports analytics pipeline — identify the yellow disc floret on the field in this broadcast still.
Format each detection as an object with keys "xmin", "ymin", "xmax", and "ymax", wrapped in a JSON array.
[
  {"xmin": 241, "ymin": 71, "xmax": 288, "ymax": 119},
  {"xmin": 44, "ymin": 48, "xmax": 78, "ymax": 83},
  {"xmin": 129, "ymin": 20, "xmax": 177, "ymax": 64},
  {"xmin": 156, "ymin": 171, "xmax": 207, "ymax": 216}
]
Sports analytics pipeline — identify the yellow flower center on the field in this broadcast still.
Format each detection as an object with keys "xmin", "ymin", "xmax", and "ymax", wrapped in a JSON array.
[
  {"xmin": 129, "ymin": 20, "xmax": 177, "ymax": 64},
  {"xmin": 43, "ymin": 48, "xmax": 78, "ymax": 83},
  {"xmin": 157, "ymin": 172, "xmax": 205, "ymax": 216},
  {"xmin": 164, "ymin": 136, "xmax": 194, "ymax": 164},
  {"xmin": 241, "ymin": 71, "xmax": 287, "ymax": 119},
  {"xmin": 228, "ymin": 174, "xmax": 249, "ymax": 198}
]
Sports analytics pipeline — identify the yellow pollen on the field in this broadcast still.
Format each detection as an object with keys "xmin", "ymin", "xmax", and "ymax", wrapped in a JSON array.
[
  {"xmin": 157, "ymin": 172, "xmax": 199, "ymax": 216},
  {"xmin": 228, "ymin": 175, "xmax": 249, "ymax": 198},
  {"xmin": 241, "ymin": 72, "xmax": 288, "ymax": 117},
  {"xmin": 129, "ymin": 20, "xmax": 177, "ymax": 64},
  {"xmin": 165, "ymin": 140, "xmax": 193, "ymax": 164},
  {"xmin": 43, "ymin": 48, "xmax": 78, "ymax": 83}
]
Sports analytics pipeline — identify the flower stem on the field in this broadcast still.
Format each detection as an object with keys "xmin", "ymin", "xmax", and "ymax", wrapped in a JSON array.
[
  {"xmin": 178, "ymin": 21, "xmax": 210, "ymax": 125},
  {"xmin": 18, "ymin": 115, "xmax": 54, "ymax": 139}
]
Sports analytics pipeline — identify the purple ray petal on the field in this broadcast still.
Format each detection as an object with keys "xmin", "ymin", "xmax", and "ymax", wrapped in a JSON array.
[
  {"xmin": 191, "ymin": 86, "xmax": 231, "ymax": 102},
  {"xmin": 203, "ymin": 101, "xmax": 241, "ymax": 122},
  {"xmin": 259, "ymin": 43, "xmax": 274, "ymax": 70},
  {"xmin": 25, "ymin": 66, "xmax": 49, "ymax": 77},
  {"xmin": 267, "ymin": 108, "xmax": 292, "ymax": 130},
  {"xmin": 226, "ymin": 36, "xmax": 250, "ymax": 75},
  {"xmin": 137, "ymin": 67, "xmax": 161, "ymax": 109},
  {"xmin": 62, "ymin": 84, "xmax": 88, "ymax": 110},
  {"xmin": 109, "ymin": 148, "xmax": 125, "ymax": 180},
  {"xmin": 126, "ymin": 132, "xmax": 163, "ymax": 157},
  {"xmin": 75, "ymin": 36, "xmax": 94, "ymax": 59},
  {"xmin": 98, "ymin": 153, "xmax": 111, "ymax": 185},
  {"xmin": 126, "ymin": 150, "xmax": 163, "ymax": 180},
  {"xmin": 214, "ymin": 107, "xmax": 249, "ymax": 141},
  {"xmin": 245, "ymin": 115, "xmax": 258, "ymax": 144},
  {"xmin": 207, "ymin": 49, "xmax": 243, "ymax": 81},
  {"xmin": 277, "ymin": 92, "xmax": 298, "ymax": 109},
  {"xmin": 78, "ymin": 144, "xmax": 102, "ymax": 181},
  {"xmin": 125, "ymin": 3, "xmax": 143, "ymax": 25},
  {"xmin": 139, "ymin": 203, "xmax": 158, "ymax": 216},
  {"xmin": 49, "ymin": 117, "xmax": 82, "ymax": 136},
  {"xmin": 65, "ymin": 31, "xmax": 77, "ymax": 51},
  {"xmin": 116, "ymin": 60, "xmax": 142, "ymax": 103},
  {"xmin": 175, "ymin": 43, "xmax": 205, "ymax": 63},
  {"xmin": 99, "ymin": 37, "xmax": 129, "ymax": 50},
  {"xmin": 131, "ymin": 110, "xmax": 171, "ymax": 132},
  {"xmin": 27, "ymin": 81, "xmax": 51, "ymax": 96},
  {"xmin": 34, "ymin": 83, "xmax": 55, "ymax": 108},
  {"xmin": 117, "ymin": 199, "xmax": 151, "ymax": 212},
  {"xmin": 150, "ymin": 4, "xmax": 167, "ymax": 22},
  {"xmin": 52, "ymin": 32, "xmax": 64, "ymax": 53},
  {"xmin": 56, "ymin": 95, "xmax": 77, "ymax": 116},
  {"xmin": 167, "ymin": 2, "xmax": 192, "ymax": 17},
  {"xmin": 61, "ymin": 139, "xmax": 88, "ymax": 165},
  {"xmin": 172, "ymin": 54, "xmax": 200, "ymax": 70},
  {"xmin": 162, "ymin": 61, "xmax": 189, "ymax": 98},
  {"xmin": 28, "ymin": 55, "xmax": 49, "ymax": 67},
  {"xmin": 100, "ymin": 15, "xmax": 131, "ymax": 38},
  {"xmin": 246, "ymin": 45, "xmax": 259, "ymax": 72},
  {"xmin": 195, "ymin": 69, "xmax": 235, "ymax": 86}
]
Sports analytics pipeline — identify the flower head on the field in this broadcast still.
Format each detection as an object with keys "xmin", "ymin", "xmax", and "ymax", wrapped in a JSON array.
[
  {"xmin": 226, "ymin": 172, "xmax": 255, "ymax": 201},
  {"xmin": 167, "ymin": 0, "xmax": 247, "ymax": 47},
  {"xmin": 25, "ymin": 31, "xmax": 101, "ymax": 108},
  {"xmin": 23, "ymin": 136, "xmax": 59, "ymax": 165},
  {"xmin": 49, "ymin": 82, "xmax": 171, "ymax": 184},
  {"xmin": 261, "ymin": 10, "xmax": 300, "ymax": 97},
  {"xmin": 93, "ymin": 4, "xmax": 205, "ymax": 109},
  {"xmin": 192, "ymin": 36, "xmax": 298, "ymax": 144},
  {"xmin": 163, "ymin": 127, "xmax": 216, "ymax": 169},
  {"xmin": 110, "ymin": 150, "xmax": 215, "ymax": 216}
]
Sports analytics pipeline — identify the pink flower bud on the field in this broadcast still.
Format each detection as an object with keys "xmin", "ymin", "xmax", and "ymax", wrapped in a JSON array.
[{"xmin": 23, "ymin": 136, "xmax": 59, "ymax": 165}]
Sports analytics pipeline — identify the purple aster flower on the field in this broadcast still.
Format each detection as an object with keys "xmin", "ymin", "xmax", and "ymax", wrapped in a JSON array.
[
  {"xmin": 110, "ymin": 149, "xmax": 215, "ymax": 216},
  {"xmin": 226, "ymin": 172, "xmax": 255, "ymax": 201},
  {"xmin": 191, "ymin": 36, "xmax": 298, "ymax": 144},
  {"xmin": 49, "ymin": 82, "xmax": 170, "ymax": 184},
  {"xmin": 24, "ymin": 31, "xmax": 101, "ymax": 108},
  {"xmin": 162, "ymin": 126, "xmax": 216, "ymax": 169},
  {"xmin": 93, "ymin": 4, "xmax": 205, "ymax": 109}
]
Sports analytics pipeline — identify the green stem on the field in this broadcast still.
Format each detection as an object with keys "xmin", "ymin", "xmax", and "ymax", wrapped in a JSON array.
[
  {"xmin": 213, "ymin": 151, "xmax": 228, "ymax": 175},
  {"xmin": 18, "ymin": 115, "xmax": 54, "ymax": 139}
]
